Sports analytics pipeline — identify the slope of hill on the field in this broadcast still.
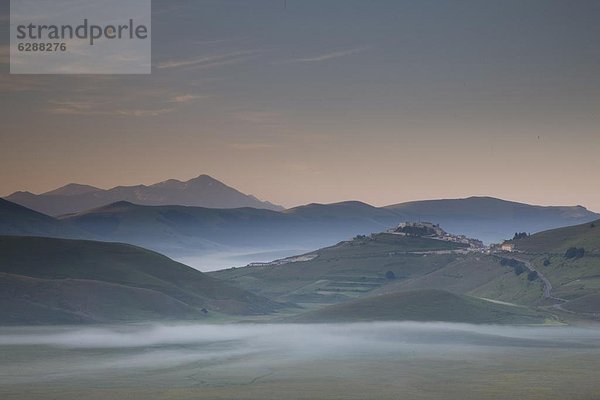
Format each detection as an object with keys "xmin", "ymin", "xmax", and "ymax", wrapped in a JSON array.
[
  {"xmin": 0, "ymin": 236, "xmax": 282, "ymax": 325},
  {"xmin": 289, "ymin": 289, "xmax": 549, "ymax": 324},
  {"xmin": 5, "ymin": 174, "xmax": 283, "ymax": 215},
  {"xmin": 210, "ymin": 233, "xmax": 541, "ymax": 306},
  {"xmin": 284, "ymin": 201, "xmax": 397, "ymax": 220},
  {"xmin": 57, "ymin": 201, "xmax": 407, "ymax": 258},
  {"xmin": 510, "ymin": 219, "xmax": 600, "ymax": 255},
  {"xmin": 0, "ymin": 198, "xmax": 76, "ymax": 238},
  {"xmin": 59, "ymin": 202, "xmax": 298, "ymax": 254},
  {"xmin": 385, "ymin": 196, "xmax": 599, "ymax": 244},
  {"xmin": 505, "ymin": 220, "xmax": 600, "ymax": 314}
]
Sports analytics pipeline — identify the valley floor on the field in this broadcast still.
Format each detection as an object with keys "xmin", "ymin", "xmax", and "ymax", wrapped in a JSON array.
[{"xmin": 1, "ymin": 322, "xmax": 600, "ymax": 400}]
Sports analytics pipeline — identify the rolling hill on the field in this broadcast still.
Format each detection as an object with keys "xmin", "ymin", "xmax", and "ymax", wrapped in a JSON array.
[
  {"xmin": 289, "ymin": 289, "xmax": 549, "ymax": 324},
  {"xmin": 210, "ymin": 233, "xmax": 543, "ymax": 306},
  {"xmin": 284, "ymin": 200, "xmax": 398, "ymax": 220},
  {"xmin": 57, "ymin": 201, "xmax": 407, "ymax": 258},
  {"xmin": 5, "ymin": 174, "xmax": 283, "ymax": 215},
  {"xmin": 0, "ymin": 198, "xmax": 79, "ymax": 238},
  {"xmin": 0, "ymin": 236, "xmax": 282, "ymax": 325},
  {"xmin": 509, "ymin": 219, "xmax": 600, "ymax": 255},
  {"xmin": 504, "ymin": 220, "xmax": 600, "ymax": 314}
]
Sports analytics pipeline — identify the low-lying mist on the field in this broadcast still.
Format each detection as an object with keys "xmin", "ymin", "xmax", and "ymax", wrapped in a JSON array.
[
  {"xmin": 1, "ymin": 322, "xmax": 599, "ymax": 376},
  {"xmin": 173, "ymin": 248, "xmax": 310, "ymax": 271},
  {"xmin": 2, "ymin": 322, "xmax": 600, "ymax": 399},
  {"xmin": 3, "ymin": 322, "xmax": 600, "ymax": 349}
]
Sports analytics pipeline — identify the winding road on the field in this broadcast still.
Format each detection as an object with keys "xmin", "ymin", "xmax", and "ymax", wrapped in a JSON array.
[{"xmin": 511, "ymin": 256, "xmax": 568, "ymax": 305}]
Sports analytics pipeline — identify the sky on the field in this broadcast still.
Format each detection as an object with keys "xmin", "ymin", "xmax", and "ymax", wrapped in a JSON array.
[{"xmin": 1, "ymin": 0, "xmax": 600, "ymax": 210}]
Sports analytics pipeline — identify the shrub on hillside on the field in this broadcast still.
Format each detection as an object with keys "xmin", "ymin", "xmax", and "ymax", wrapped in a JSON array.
[
  {"xmin": 499, "ymin": 257, "xmax": 526, "ymax": 275},
  {"xmin": 514, "ymin": 264, "xmax": 526, "ymax": 275},
  {"xmin": 513, "ymin": 232, "xmax": 529, "ymax": 240},
  {"xmin": 527, "ymin": 271, "xmax": 538, "ymax": 281},
  {"xmin": 565, "ymin": 247, "xmax": 585, "ymax": 259},
  {"xmin": 543, "ymin": 259, "xmax": 551, "ymax": 267},
  {"xmin": 385, "ymin": 270, "xmax": 396, "ymax": 280}
]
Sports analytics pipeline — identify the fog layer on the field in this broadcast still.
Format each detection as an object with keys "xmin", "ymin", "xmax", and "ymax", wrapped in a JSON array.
[{"xmin": 2, "ymin": 322, "xmax": 600, "ymax": 400}]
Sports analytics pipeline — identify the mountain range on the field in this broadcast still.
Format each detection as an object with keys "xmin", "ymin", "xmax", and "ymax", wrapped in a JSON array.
[
  {"xmin": 4, "ymin": 174, "xmax": 283, "ymax": 215},
  {"xmin": 1, "ymin": 190, "xmax": 599, "ymax": 268},
  {"xmin": 45, "ymin": 198, "xmax": 600, "ymax": 253}
]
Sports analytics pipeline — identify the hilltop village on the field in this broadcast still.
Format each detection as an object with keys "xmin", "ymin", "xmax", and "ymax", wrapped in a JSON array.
[
  {"xmin": 248, "ymin": 221, "xmax": 488, "ymax": 268},
  {"xmin": 388, "ymin": 222, "xmax": 485, "ymax": 249}
]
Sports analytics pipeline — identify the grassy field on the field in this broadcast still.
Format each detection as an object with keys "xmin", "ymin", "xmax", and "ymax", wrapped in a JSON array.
[
  {"xmin": 287, "ymin": 289, "xmax": 551, "ymax": 324},
  {"xmin": 373, "ymin": 254, "xmax": 545, "ymax": 306}
]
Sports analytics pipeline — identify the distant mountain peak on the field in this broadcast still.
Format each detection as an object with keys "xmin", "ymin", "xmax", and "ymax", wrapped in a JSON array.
[
  {"xmin": 105, "ymin": 200, "xmax": 137, "ymax": 208},
  {"xmin": 75, "ymin": 200, "xmax": 138, "ymax": 215},
  {"xmin": 7, "ymin": 190, "xmax": 34, "ymax": 196},
  {"xmin": 285, "ymin": 200, "xmax": 377, "ymax": 213},
  {"xmin": 4, "ymin": 174, "xmax": 283, "ymax": 215},
  {"xmin": 42, "ymin": 183, "xmax": 102, "ymax": 196},
  {"xmin": 191, "ymin": 173, "xmax": 215, "ymax": 180},
  {"xmin": 155, "ymin": 178, "xmax": 183, "ymax": 185},
  {"xmin": 149, "ymin": 175, "xmax": 230, "ymax": 189},
  {"xmin": 184, "ymin": 174, "xmax": 223, "ymax": 186},
  {"xmin": 388, "ymin": 196, "xmax": 595, "ymax": 211}
]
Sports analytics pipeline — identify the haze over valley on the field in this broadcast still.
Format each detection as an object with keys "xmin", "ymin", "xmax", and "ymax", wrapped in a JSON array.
[{"xmin": 2, "ymin": 0, "xmax": 600, "ymax": 398}]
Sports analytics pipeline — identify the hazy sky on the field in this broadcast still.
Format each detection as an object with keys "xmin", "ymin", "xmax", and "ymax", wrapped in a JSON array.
[{"xmin": 1, "ymin": 0, "xmax": 599, "ymax": 210}]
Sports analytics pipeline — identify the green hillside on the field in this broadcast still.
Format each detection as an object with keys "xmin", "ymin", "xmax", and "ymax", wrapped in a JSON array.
[
  {"xmin": 211, "ymin": 233, "xmax": 541, "ymax": 306},
  {"xmin": 511, "ymin": 219, "xmax": 600, "ymax": 254},
  {"xmin": 211, "ymin": 234, "xmax": 461, "ymax": 303},
  {"xmin": 289, "ymin": 289, "xmax": 550, "ymax": 324},
  {"xmin": 374, "ymin": 254, "xmax": 544, "ymax": 306},
  {"xmin": 0, "ymin": 273, "xmax": 202, "ymax": 325},
  {"xmin": 0, "ymin": 236, "xmax": 282, "ymax": 325},
  {"xmin": 506, "ymin": 221, "xmax": 600, "ymax": 314}
]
